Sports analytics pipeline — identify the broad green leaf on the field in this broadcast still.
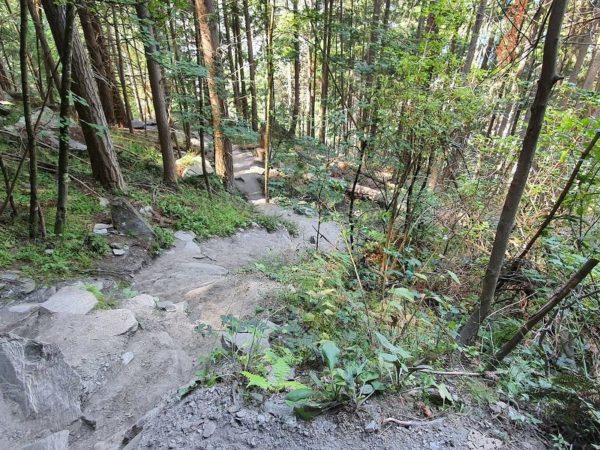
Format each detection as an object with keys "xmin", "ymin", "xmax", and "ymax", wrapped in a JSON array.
[{"xmin": 320, "ymin": 340, "xmax": 340, "ymax": 370}]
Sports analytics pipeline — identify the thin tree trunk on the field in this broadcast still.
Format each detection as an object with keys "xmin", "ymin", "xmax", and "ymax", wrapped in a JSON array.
[
  {"xmin": 289, "ymin": 0, "xmax": 301, "ymax": 136},
  {"xmin": 231, "ymin": 1, "xmax": 249, "ymax": 122},
  {"xmin": 20, "ymin": 0, "xmax": 40, "ymax": 238},
  {"xmin": 135, "ymin": 1, "xmax": 177, "ymax": 185},
  {"xmin": 264, "ymin": 0, "xmax": 275, "ymax": 202},
  {"xmin": 459, "ymin": 0, "xmax": 568, "ymax": 346},
  {"xmin": 41, "ymin": 0, "xmax": 125, "ymax": 191},
  {"xmin": 462, "ymin": 0, "xmax": 486, "ymax": 74},
  {"xmin": 26, "ymin": 0, "xmax": 60, "ymax": 93},
  {"xmin": 54, "ymin": 3, "xmax": 75, "ymax": 235},
  {"xmin": 112, "ymin": 6, "xmax": 134, "ymax": 133},
  {"xmin": 491, "ymin": 258, "xmax": 599, "ymax": 365},
  {"xmin": 242, "ymin": 0, "xmax": 258, "ymax": 131},
  {"xmin": 583, "ymin": 32, "xmax": 600, "ymax": 90},
  {"xmin": 195, "ymin": 0, "xmax": 234, "ymax": 188}
]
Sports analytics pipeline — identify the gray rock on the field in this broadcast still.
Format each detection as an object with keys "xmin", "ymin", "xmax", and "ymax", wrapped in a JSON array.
[
  {"xmin": 365, "ymin": 420, "xmax": 380, "ymax": 433},
  {"xmin": 0, "ymin": 271, "xmax": 36, "ymax": 299},
  {"xmin": 123, "ymin": 294, "xmax": 156, "ymax": 311},
  {"xmin": 110, "ymin": 198, "xmax": 156, "ymax": 242},
  {"xmin": 122, "ymin": 352, "xmax": 135, "ymax": 365},
  {"xmin": 173, "ymin": 230, "xmax": 196, "ymax": 242},
  {"xmin": 21, "ymin": 430, "xmax": 70, "ymax": 450},
  {"xmin": 41, "ymin": 286, "xmax": 98, "ymax": 315},
  {"xmin": 112, "ymin": 249, "xmax": 125, "ymax": 256},
  {"xmin": 178, "ymin": 155, "xmax": 214, "ymax": 178},
  {"xmin": 202, "ymin": 420, "xmax": 217, "ymax": 438},
  {"xmin": 139, "ymin": 206, "xmax": 154, "ymax": 218},
  {"xmin": 93, "ymin": 228, "xmax": 108, "ymax": 236},
  {"xmin": 98, "ymin": 197, "xmax": 110, "ymax": 208},
  {"xmin": 263, "ymin": 398, "xmax": 294, "ymax": 419},
  {"xmin": 0, "ymin": 334, "xmax": 82, "ymax": 428},
  {"xmin": 93, "ymin": 309, "xmax": 138, "ymax": 336},
  {"xmin": 221, "ymin": 331, "xmax": 270, "ymax": 355}
]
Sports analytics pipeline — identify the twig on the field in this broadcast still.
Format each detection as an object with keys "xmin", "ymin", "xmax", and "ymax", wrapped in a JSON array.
[{"xmin": 383, "ymin": 417, "xmax": 445, "ymax": 427}]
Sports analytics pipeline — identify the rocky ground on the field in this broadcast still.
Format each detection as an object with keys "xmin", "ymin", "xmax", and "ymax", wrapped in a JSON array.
[{"xmin": 0, "ymin": 147, "xmax": 548, "ymax": 449}]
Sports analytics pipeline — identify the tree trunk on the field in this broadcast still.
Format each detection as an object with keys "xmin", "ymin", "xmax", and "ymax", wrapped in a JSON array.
[
  {"xmin": 289, "ymin": 0, "xmax": 301, "ymax": 136},
  {"xmin": 583, "ymin": 32, "xmax": 600, "ymax": 90},
  {"xmin": 26, "ymin": 0, "xmax": 60, "ymax": 93},
  {"xmin": 242, "ymin": 0, "xmax": 258, "ymax": 131},
  {"xmin": 462, "ymin": 0, "xmax": 486, "ymax": 74},
  {"xmin": 135, "ymin": 1, "xmax": 177, "ymax": 185},
  {"xmin": 112, "ymin": 6, "xmax": 134, "ymax": 133},
  {"xmin": 20, "ymin": 0, "xmax": 40, "ymax": 238},
  {"xmin": 459, "ymin": 0, "xmax": 568, "ymax": 346},
  {"xmin": 491, "ymin": 258, "xmax": 599, "ymax": 365},
  {"xmin": 231, "ymin": 1, "xmax": 249, "ymax": 123},
  {"xmin": 264, "ymin": 0, "xmax": 275, "ymax": 202},
  {"xmin": 195, "ymin": 0, "xmax": 234, "ymax": 188},
  {"xmin": 41, "ymin": 0, "xmax": 125, "ymax": 191},
  {"xmin": 78, "ymin": 2, "xmax": 128, "ymax": 127},
  {"xmin": 54, "ymin": 4, "xmax": 75, "ymax": 236},
  {"xmin": 221, "ymin": 0, "xmax": 242, "ymax": 118},
  {"xmin": 318, "ymin": 0, "xmax": 333, "ymax": 143}
]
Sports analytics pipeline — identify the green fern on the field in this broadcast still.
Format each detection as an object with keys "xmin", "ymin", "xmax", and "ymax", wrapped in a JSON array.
[{"xmin": 241, "ymin": 371, "xmax": 270, "ymax": 390}]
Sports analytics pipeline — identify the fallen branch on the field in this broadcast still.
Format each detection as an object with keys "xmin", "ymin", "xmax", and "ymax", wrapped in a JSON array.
[{"xmin": 383, "ymin": 417, "xmax": 445, "ymax": 427}]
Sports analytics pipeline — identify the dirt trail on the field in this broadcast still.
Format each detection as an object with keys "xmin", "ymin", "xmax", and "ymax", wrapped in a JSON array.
[{"xmin": 0, "ymin": 146, "xmax": 340, "ymax": 449}]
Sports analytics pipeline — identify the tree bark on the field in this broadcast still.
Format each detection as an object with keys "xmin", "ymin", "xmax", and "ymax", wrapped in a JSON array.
[
  {"xmin": 26, "ymin": 0, "xmax": 60, "ymax": 93},
  {"xmin": 195, "ymin": 0, "xmax": 234, "ymax": 188},
  {"xmin": 459, "ymin": 0, "xmax": 568, "ymax": 346},
  {"xmin": 41, "ymin": 0, "xmax": 125, "ymax": 191},
  {"xmin": 491, "ymin": 258, "xmax": 599, "ymax": 365},
  {"xmin": 583, "ymin": 31, "xmax": 600, "ymax": 90},
  {"xmin": 112, "ymin": 6, "xmax": 134, "ymax": 133},
  {"xmin": 20, "ymin": 0, "xmax": 40, "ymax": 238},
  {"xmin": 289, "ymin": 0, "xmax": 301, "ymax": 136},
  {"xmin": 135, "ymin": 1, "xmax": 177, "ymax": 185},
  {"xmin": 54, "ymin": 3, "xmax": 75, "ymax": 236},
  {"xmin": 242, "ymin": 0, "xmax": 258, "ymax": 131},
  {"xmin": 462, "ymin": 0, "xmax": 486, "ymax": 74}
]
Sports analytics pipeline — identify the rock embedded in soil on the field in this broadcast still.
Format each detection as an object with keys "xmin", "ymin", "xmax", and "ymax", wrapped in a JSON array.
[
  {"xmin": 221, "ymin": 331, "xmax": 270, "ymax": 354},
  {"xmin": 41, "ymin": 286, "xmax": 98, "ymax": 315},
  {"xmin": 202, "ymin": 420, "xmax": 217, "ymax": 438},
  {"xmin": 110, "ymin": 198, "xmax": 156, "ymax": 242},
  {"xmin": 21, "ymin": 430, "xmax": 70, "ymax": 450},
  {"xmin": 0, "ymin": 334, "xmax": 82, "ymax": 429},
  {"xmin": 0, "ymin": 271, "xmax": 36, "ymax": 300}
]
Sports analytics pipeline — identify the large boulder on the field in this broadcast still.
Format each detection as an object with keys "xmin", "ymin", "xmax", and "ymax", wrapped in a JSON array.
[
  {"xmin": 0, "ymin": 334, "xmax": 82, "ymax": 429},
  {"xmin": 110, "ymin": 198, "xmax": 155, "ymax": 243}
]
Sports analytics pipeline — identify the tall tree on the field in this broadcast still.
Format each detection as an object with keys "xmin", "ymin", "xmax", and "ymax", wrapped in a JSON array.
[
  {"xmin": 55, "ymin": 3, "xmax": 75, "ymax": 235},
  {"xmin": 459, "ymin": 0, "xmax": 569, "ymax": 345},
  {"xmin": 41, "ymin": 0, "xmax": 125, "ymax": 191},
  {"xmin": 195, "ymin": 0, "xmax": 234, "ymax": 188},
  {"xmin": 242, "ymin": 0, "xmax": 258, "ymax": 131},
  {"xmin": 78, "ymin": 1, "xmax": 129, "ymax": 128},
  {"xmin": 135, "ymin": 1, "xmax": 177, "ymax": 185},
  {"xmin": 462, "ymin": 0, "xmax": 487, "ymax": 74}
]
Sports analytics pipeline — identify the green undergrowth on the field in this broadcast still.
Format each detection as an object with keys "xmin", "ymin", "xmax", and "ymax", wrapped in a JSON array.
[
  {"xmin": 0, "ymin": 131, "xmax": 294, "ymax": 283},
  {"xmin": 191, "ymin": 250, "xmax": 465, "ymax": 419}
]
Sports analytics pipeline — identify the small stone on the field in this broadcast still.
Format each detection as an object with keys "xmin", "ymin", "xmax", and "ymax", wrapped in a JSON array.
[
  {"xmin": 139, "ymin": 205, "xmax": 154, "ymax": 218},
  {"xmin": 45, "ymin": 248, "xmax": 54, "ymax": 255},
  {"xmin": 202, "ymin": 420, "xmax": 216, "ymax": 438},
  {"xmin": 112, "ymin": 248, "xmax": 126, "ymax": 256},
  {"xmin": 110, "ymin": 242, "xmax": 124, "ymax": 250},
  {"xmin": 94, "ymin": 223, "xmax": 112, "ymax": 231},
  {"xmin": 99, "ymin": 197, "xmax": 110, "ymax": 208},
  {"xmin": 93, "ymin": 228, "xmax": 108, "ymax": 235},
  {"xmin": 122, "ymin": 352, "xmax": 135, "ymax": 365},
  {"xmin": 365, "ymin": 420, "xmax": 380, "ymax": 433},
  {"xmin": 309, "ymin": 235, "xmax": 317, "ymax": 244}
]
